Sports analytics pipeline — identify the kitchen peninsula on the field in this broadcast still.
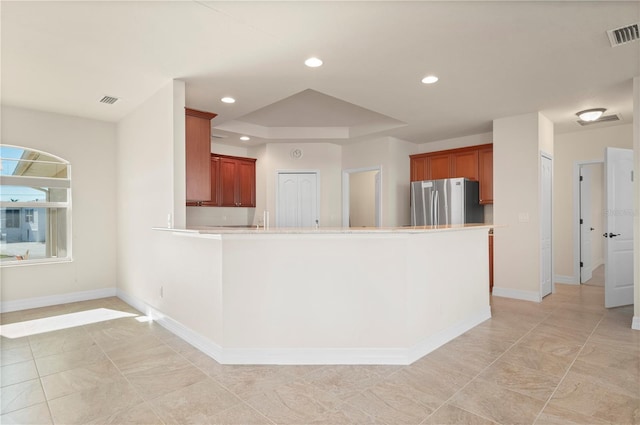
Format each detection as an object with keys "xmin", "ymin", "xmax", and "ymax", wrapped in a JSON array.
[{"xmin": 146, "ymin": 225, "xmax": 492, "ymax": 365}]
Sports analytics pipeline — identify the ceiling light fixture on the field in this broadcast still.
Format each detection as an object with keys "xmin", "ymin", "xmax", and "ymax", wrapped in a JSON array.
[
  {"xmin": 576, "ymin": 108, "xmax": 606, "ymax": 122},
  {"xmin": 221, "ymin": 97, "xmax": 236, "ymax": 104},
  {"xmin": 305, "ymin": 57, "xmax": 323, "ymax": 68},
  {"xmin": 421, "ymin": 75, "xmax": 439, "ymax": 84},
  {"xmin": 240, "ymin": 136, "xmax": 250, "ymax": 141}
]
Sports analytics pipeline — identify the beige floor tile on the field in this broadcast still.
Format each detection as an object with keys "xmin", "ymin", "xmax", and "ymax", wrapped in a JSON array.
[
  {"xmin": 377, "ymin": 364, "xmax": 471, "ymax": 410},
  {"xmin": 35, "ymin": 344, "xmax": 106, "ymax": 376},
  {"xmin": 0, "ymin": 402, "xmax": 53, "ymax": 425},
  {"xmin": 210, "ymin": 364, "xmax": 302, "ymax": 399},
  {"xmin": 125, "ymin": 361, "xmax": 208, "ymax": 401},
  {"xmin": 413, "ymin": 333, "xmax": 512, "ymax": 378},
  {"xmin": 303, "ymin": 365, "xmax": 391, "ymax": 399},
  {"xmin": 20, "ymin": 305, "xmax": 72, "ymax": 321},
  {"xmin": 162, "ymin": 334, "xmax": 201, "ymax": 356},
  {"xmin": 343, "ymin": 379, "xmax": 434, "ymax": 424},
  {"xmin": 517, "ymin": 328, "xmax": 585, "ymax": 358},
  {"xmin": 1, "ymin": 359, "xmax": 39, "ymax": 387},
  {"xmin": 463, "ymin": 319, "xmax": 532, "ymax": 344},
  {"xmin": 29, "ymin": 328, "xmax": 96, "ymax": 358},
  {"xmin": 549, "ymin": 372, "xmax": 640, "ymax": 424},
  {"xmin": 108, "ymin": 343, "xmax": 177, "ymax": 373},
  {"xmin": 477, "ymin": 359, "xmax": 561, "ymax": 401},
  {"xmin": 449, "ymin": 378, "xmax": 546, "ymax": 425},
  {"xmin": 0, "ymin": 379, "xmax": 46, "ymax": 415},
  {"xmin": 569, "ymin": 359, "xmax": 640, "ymax": 399},
  {"xmin": 578, "ymin": 341, "xmax": 640, "ymax": 371},
  {"xmin": 589, "ymin": 323, "xmax": 640, "ymax": 352},
  {"xmin": 0, "ymin": 336, "xmax": 30, "ymax": 351},
  {"xmin": 47, "ymin": 378, "xmax": 142, "ymax": 424},
  {"xmin": 533, "ymin": 404, "xmax": 610, "ymax": 425},
  {"xmin": 0, "ymin": 311, "xmax": 25, "ymax": 326},
  {"xmin": 41, "ymin": 359, "xmax": 123, "ymax": 400},
  {"xmin": 1, "ymin": 345, "xmax": 33, "ymax": 366},
  {"xmin": 198, "ymin": 403, "xmax": 275, "ymax": 425},
  {"xmin": 102, "ymin": 334, "xmax": 164, "ymax": 361},
  {"xmin": 87, "ymin": 402, "xmax": 163, "ymax": 425},
  {"xmin": 423, "ymin": 403, "xmax": 498, "ymax": 425},
  {"xmin": 150, "ymin": 378, "xmax": 242, "ymax": 424},
  {"xmin": 499, "ymin": 344, "xmax": 573, "ymax": 377},
  {"xmin": 245, "ymin": 379, "xmax": 368, "ymax": 425}
]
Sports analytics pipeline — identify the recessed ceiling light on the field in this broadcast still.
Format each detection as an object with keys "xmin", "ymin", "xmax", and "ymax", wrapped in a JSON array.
[
  {"xmin": 576, "ymin": 108, "xmax": 606, "ymax": 122},
  {"xmin": 221, "ymin": 97, "xmax": 236, "ymax": 104},
  {"xmin": 240, "ymin": 136, "xmax": 250, "ymax": 141},
  {"xmin": 305, "ymin": 57, "xmax": 323, "ymax": 68},
  {"xmin": 421, "ymin": 75, "xmax": 439, "ymax": 84}
]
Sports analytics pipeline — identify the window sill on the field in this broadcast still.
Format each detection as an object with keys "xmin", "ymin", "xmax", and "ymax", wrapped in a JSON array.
[{"xmin": 0, "ymin": 258, "xmax": 73, "ymax": 268}]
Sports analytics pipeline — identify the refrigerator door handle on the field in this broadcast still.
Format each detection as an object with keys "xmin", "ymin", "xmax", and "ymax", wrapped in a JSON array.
[{"xmin": 434, "ymin": 190, "xmax": 439, "ymax": 226}]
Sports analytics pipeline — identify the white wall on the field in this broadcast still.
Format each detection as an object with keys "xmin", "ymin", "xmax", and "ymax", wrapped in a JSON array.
[
  {"xmin": 415, "ymin": 132, "xmax": 493, "ymax": 153},
  {"xmin": 633, "ymin": 76, "xmax": 640, "ymax": 328},
  {"xmin": 1, "ymin": 106, "xmax": 117, "ymax": 305},
  {"xmin": 553, "ymin": 124, "xmax": 633, "ymax": 280},
  {"xmin": 349, "ymin": 170, "xmax": 377, "ymax": 227},
  {"xmin": 493, "ymin": 112, "xmax": 553, "ymax": 301},
  {"xmin": 253, "ymin": 143, "xmax": 343, "ymax": 227},
  {"xmin": 342, "ymin": 136, "xmax": 416, "ymax": 227}
]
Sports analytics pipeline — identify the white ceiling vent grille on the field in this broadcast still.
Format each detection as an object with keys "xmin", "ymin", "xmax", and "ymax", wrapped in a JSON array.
[
  {"xmin": 607, "ymin": 23, "xmax": 639, "ymax": 47},
  {"xmin": 99, "ymin": 95, "xmax": 119, "ymax": 105},
  {"xmin": 577, "ymin": 114, "xmax": 621, "ymax": 126}
]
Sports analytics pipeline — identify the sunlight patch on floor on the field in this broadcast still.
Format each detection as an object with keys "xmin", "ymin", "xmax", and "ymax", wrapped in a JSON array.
[{"xmin": 0, "ymin": 308, "xmax": 138, "ymax": 338}]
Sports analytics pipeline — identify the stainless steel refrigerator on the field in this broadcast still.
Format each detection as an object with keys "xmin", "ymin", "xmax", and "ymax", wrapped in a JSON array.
[{"xmin": 410, "ymin": 178, "xmax": 484, "ymax": 226}]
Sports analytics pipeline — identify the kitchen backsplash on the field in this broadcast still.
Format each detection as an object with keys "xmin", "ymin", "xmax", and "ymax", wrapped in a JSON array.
[{"xmin": 187, "ymin": 206, "xmax": 254, "ymax": 227}]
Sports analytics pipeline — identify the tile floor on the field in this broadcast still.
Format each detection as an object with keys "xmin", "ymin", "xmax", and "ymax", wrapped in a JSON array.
[{"xmin": 1, "ymin": 284, "xmax": 638, "ymax": 424}]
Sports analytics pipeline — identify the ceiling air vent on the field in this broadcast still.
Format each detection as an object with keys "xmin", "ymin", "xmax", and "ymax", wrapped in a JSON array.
[
  {"xmin": 607, "ymin": 23, "xmax": 639, "ymax": 47},
  {"xmin": 211, "ymin": 134, "xmax": 228, "ymax": 139},
  {"xmin": 99, "ymin": 95, "xmax": 119, "ymax": 105},
  {"xmin": 577, "ymin": 114, "xmax": 621, "ymax": 126}
]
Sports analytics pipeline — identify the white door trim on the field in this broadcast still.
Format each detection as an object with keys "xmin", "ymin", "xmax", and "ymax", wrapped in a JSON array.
[
  {"xmin": 569, "ymin": 160, "xmax": 604, "ymax": 285},
  {"xmin": 540, "ymin": 152, "xmax": 553, "ymax": 297},
  {"xmin": 342, "ymin": 166, "xmax": 382, "ymax": 227},
  {"xmin": 275, "ymin": 170, "xmax": 320, "ymax": 228}
]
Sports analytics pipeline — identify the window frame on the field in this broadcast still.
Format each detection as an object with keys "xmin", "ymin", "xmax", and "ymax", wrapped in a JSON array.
[{"xmin": 0, "ymin": 145, "xmax": 72, "ymax": 266}]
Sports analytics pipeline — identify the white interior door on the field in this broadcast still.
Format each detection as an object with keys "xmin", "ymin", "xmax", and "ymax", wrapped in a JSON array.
[
  {"xmin": 604, "ymin": 147, "xmax": 634, "ymax": 308},
  {"xmin": 540, "ymin": 154, "xmax": 553, "ymax": 297},
  {"xmin": 277, "ymin": 172, "xmax": 318, "ymax": 227},
  {"xmin": 580, "ymin": 165, "xmax": 593, "ymax": 283}
]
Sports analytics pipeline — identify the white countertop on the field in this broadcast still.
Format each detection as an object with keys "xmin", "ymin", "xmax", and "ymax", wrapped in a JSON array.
[{"xmin": 153, "ymin": 223, "xmax": 494, "ymax": 235}]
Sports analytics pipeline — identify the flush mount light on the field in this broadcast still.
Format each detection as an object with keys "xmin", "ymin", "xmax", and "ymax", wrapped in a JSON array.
[
  {"xmin": 421, "ymin": 75, "xmax": 439, "ymax": 84},
  {"xmin": 221, "ymin": 97, "xmax": 236, "ymax": 104},
  {"xmin": 576, "ymin": 108, "xmax": 606, "ymax": 122},
  {"xmin": 305, "ymin": 57, "xmax": 323, "ymax": 68},
  {"xmin": 240, "ymin": 136, "xmax": 250, "ymax": 141}
]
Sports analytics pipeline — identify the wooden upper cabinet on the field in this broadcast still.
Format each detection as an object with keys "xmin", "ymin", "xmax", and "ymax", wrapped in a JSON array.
[
  {"xmin": 409, "ymin": 143, "xmax": 493, "ymax": 204},
  {"xmin": 216, "ymin": 155, "xmax": 257, "ymax": 207},
  {"xmin": 451, "ymin": 150, "xmax": 479, "ymax": 181},
  {"xmin": 479, "ymin": 146, "xmax": 494, "ymax": 204},
  {"xmin": 185, "ymin": 108, "xmax": 217, "ymax": 202},
  {"xmin": 236, "ymin": 159, "xmax": 256, "ymax": 207},
  {"xmin": 410, "ymin": 156, "xmax": 428, "ymax": 182},
  {"xmin": 428, "ymin": 153, "xmax": 451, "ymax": 180}
]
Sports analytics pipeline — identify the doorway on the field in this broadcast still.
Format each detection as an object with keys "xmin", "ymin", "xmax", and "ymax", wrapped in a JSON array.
[
  {"xmin": 576, "ymin": 162, "xmax": 605, "ymax": 284},
  {"xmin": 276, "ymin": 171, "xmax": 319, "ymax": 227},
  {"xmin": 342, "ymin": 167, "xmax": 381, "ymax": 227}
]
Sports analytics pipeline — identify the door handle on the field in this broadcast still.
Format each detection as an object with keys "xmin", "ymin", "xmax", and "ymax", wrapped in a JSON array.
[
  {"xmin": 590, "ymin": 227, "xmax": 595, "ymax": 231},
  {"xmin": 603, "ymin": 233, "xmax": 620, "ymax": 238}
]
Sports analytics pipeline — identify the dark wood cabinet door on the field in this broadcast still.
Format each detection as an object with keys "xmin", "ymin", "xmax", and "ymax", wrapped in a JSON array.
[
  {"xmin": 410, "ymin": 156, "xmax": 428, "ymax": 182},
  {"xmin": 219, "ymin": 158, "xmax": 238, "ymax": 206},
  {"xmin": 428, "ymin": 154, "xmax": 451, "ymax": 180},
  {"xmin": 452, "ymin": 150, "xmax": 479, "ymax": 180},
  {"xmin": 479, "ymin": 147, "xmax": 493, "ymax": 204},
  {"xmin": 237, "ymin": 159, "xmax": 256, "ymax": 207},
  {"xmin": 185, "ymin": 115, "xmax": 211, "ymax": 201}
]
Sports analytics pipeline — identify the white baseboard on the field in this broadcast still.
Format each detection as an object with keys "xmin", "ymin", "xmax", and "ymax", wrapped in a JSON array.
[
  {"xmin": 633, "ymin": 316, "xmax": 640, "ymax": 331},
  {"xmin": 554, "ymin": 274, "xmax": 579, "ymax": 285},
  {"xmin": 492, "ymin": 287, "xmax": 541, "ymax": 303},
  {"xmin": 0, "ymin": 288, "xmax": 117, "ymax": 313},
  {"xmin": 116, "ymin": 289, "xmax": 492, "ymax": 365}
]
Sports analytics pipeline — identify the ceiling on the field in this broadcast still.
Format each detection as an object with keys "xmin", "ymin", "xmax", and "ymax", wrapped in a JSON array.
[{"xmin": 2, "ymin": 1, "xmax": 639, "ymax": 147}]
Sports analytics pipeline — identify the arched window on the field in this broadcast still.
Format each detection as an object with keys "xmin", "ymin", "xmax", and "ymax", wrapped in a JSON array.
[{"xmin": 0, "ymin": 145, "xmax": 71, "ymax": 264}]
